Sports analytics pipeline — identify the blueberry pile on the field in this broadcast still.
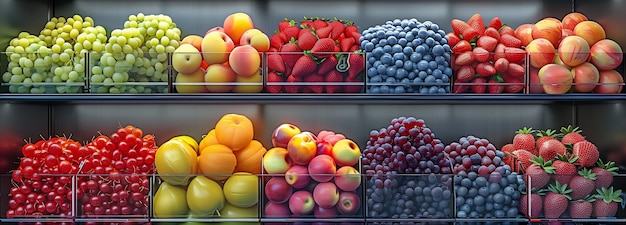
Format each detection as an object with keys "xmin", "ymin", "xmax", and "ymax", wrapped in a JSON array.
[{"xmin": 360, "ymin": 18, "xmax": 452, "ymax": 94}]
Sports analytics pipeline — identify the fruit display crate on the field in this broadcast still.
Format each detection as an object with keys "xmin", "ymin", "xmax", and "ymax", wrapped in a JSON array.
[{"xmin": 88, "ymin": 51, "xmax": 170, "ymax": 94}]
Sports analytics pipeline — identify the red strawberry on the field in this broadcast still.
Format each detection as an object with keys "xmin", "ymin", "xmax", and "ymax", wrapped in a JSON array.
[
  {"xmin": 494, "ymin": 58, "xmax": 510, "ymax": 73},
  {"xmin": 572, "ymin": 140, "xmax": 599, "ymax": 168},
  {"xmin": 316, "ymin": 26, "xmax": 333, "ymax": 39},
  {"xmin": 488, "ymin": 17, "xmax": 503, "ymax": 29},
  {"xmin": 304, "ymin": 72, "xmax": 324, "ymax": 94},
  {"xmin": 344, "ymin": 21, "xmax": 359, "ymax": 39},
  {"xmin": 514, "ymin": 127, "xmax": 536, "ymax": 154},
  {"xmin": 499, "ymin": 25, "xmax": 515, "ymax": 37},
  {"xmin": 488, "ymin": 78, "xmax": 504, "ymax": 94},
  {"xmin": 504, "ymin": 47, "xmax": 526, "ymax": 63},
  {"xmin": 512, "ymin": 149, "xmax": 535, "ymax": 172},
  {"xmin": 267, "ymin": 53, "xmax": 286, "ymax": 73},
  {"xmin": 569, "ymin": 199, "xmax": 593, "ymax": 219},
  {"xmin": 348, "ymin": 44, "xmax": 360, "ymax": 52},
  {"xmin": 472, "ymin": 47, "xmax": 490, "ymax": 62},
  {"xmin": 452, "ymin": 40, "xmax": 472, "ymax": 53},
  {"xmin": 311, "ymin": 38, "xmax": 336, "ymax": 58},
  {"xmin": 340, "ymin": 37, "xmax": 355, "ymax": 52},
  {"xmin": 455, "ymin": 65, "xmax": 475, "ymax": 83},
  {"xmin": 347, "ymin": 52, "xmax": 364, "ymax": 79},
  {"xmin": 569, "ymin": 168, "xmax": 597, "ymax": 200},
  {"xmin": 311, "ymin": 18, "xmax": 328, "ymax": 30},
  {"xmin": 471, "ymin": 77, "xmax": 487, "ymax": 93},
  {"xmin": 270, "ymin": 35, "xmax": 284, "ymax": 49},
  {"xmin": 467, "ymin": 13, "xmax": 485, "ymax": 36},
  {"xmin": 454, "ymin": 51, "xmax": 475, "ymax": 66},
  {"xmin": 283, "ymin": 23, "xmax": 300, "ymax": 40},
  {"xmin": 535, "ymin": 129, "xmax": 560, "ymax": 151},
  {"xmin": 592, "ymin": 187, "xmax": 622, "ymax": 218},
  {"xmin": 476, "ymin": 62, "xmax": 496, "ymax": 77},
  {"xmin": 476, "ymin": 36, "xmax": 498, "ymax": 52},
  {"xmin": 298, "ymin": 29, "xmax": 318, "ymax": 50},
  {"xmin": 524, "ymin": 156, "xmax": 555, "ymax": 190},
  {"xmin": 506, "ymin": 63, "xmax": 525, "ymax": 77},
  {"xmin": 278, "ymin": 18, "xmax": 291, "ymax": 32},
  {"xmin": 446, "ymin": 33, "xmax": 461, "ymax": 48},
  {"xmin": 451, "ymin": 19, "xmax": 479, "ymax": 41},
  {"xmin": 500, "ymin": 34, "xmax": 522, "ymax": 48},
  {"xmin": 280, "ymin": 42, "xmax": 302, "ymax": 68},
  {"xmin": 329, "ymin": 20, "xmax": 345, "ymax": 40},
  {"xmin": 300, "ymin": 17, "xmax": 313, "ymax": 29},
  {"xmin": 592, "ymin": 159, "xmax": 618, "ymax": 189},
  {"xmin": 503, "ymin": 76, "xmax": 524, "ymax": 93},
  {"xmin": 484, "ymin": 27, "xmax": 501, "ymax": 40},
  {"xmin": 453, "ymin": 84, "xmax": 469, "ymax": 94},
  {"xmin": 543, "ymin": 181, "xmax": 572, "ymax": 219},
  {"xmin": 519, "ymin": 193, "xmax": 542, "ymax": 219},
  {"xmin": 560, "ymin": 125, "xmax": 586, "ymax": 145},
  {"xmin": 502, "ymin": 143, "xmax": 514, "ymax": 154},
  {"xmin": 344, "ymin": 76, "xmax": 363, "ymax": 93},
  {"xmin": 494, "ymin": 43, "xmax": 506, "ymax": 61},
  {"xmin": 266, "ymin": 71, "xmax": 283, "ymax": 93},
  {"xmin": 290, "ymin": 55, "xmax": 317, "ymax": 78},
  {"xmin": 317, "ymin": 55, "xmax": 338, "ymax": 75},
  {"xmin": 350, "ymin": 33, "xmax": 362, "ymax": 44},
  {"xmin": 284, "ymin": 75, "xmax": 300, "ymax": 93},
  {"xmin": 552, "ymin": 154, "xmax": 579, "ymax": 184},
  {"xmin": 324, "ymin": 70, "xmax": 343, "ymax": 93}
]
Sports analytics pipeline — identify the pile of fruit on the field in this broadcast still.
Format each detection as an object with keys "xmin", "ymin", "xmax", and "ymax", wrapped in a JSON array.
[
  {"xmin": 173, "ymin": 12, "xmax": 270, "ymax": 93},
  {"xmin": 153, "ymin": 113, "xmax": 266, "ymax": 219},
  {"xmin": 266, "ymin": 17, "xmax": 364, "ymax": 93},
  {"xmin": 449, "ymin": 14, "xmax": 526, "ymax": 94},
  {"xmin": 362, "ymin": 117, "xmax": 454, "ymax": 218},
  {"xmin": 2, "ymin": 15, "xmax": 104, "ymax": 93},
  {"xmin": 262, "ymin": 124, "xmax": 362, "ymax": 219},
  {"xmin": 445, "ymin": 136, "xmax": 524, "ymax": 218},
  {"xmin": 360, "ymin": 19, "xmax": 453, "ymax": 94},
  {"xmin": 6, "ymin": 125, "xmax": 156, "ymax": 220},
  {"xmin": 502, "ymin": 126, "xmax": 624, "ymax": 219},
  {"xmin": 522, "ymin": 12, "xmax": 624, "ymax": 94}
]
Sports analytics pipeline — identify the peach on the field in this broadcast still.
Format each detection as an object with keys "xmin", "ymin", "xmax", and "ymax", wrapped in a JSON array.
[
  {"xmin": 172, "ymin": 44, "xmax": 203, "ymax": 74},
  {"xmin": 181, "ymin": 35, "xmax": 203, "ymax": 51},
  {"xmin": 532, "ymin": 18, "xmax": 562, "ymax": 46},
  {"xmin": 528, "ymin": 66, "xmax": 544, "ymax": 94},
  {"xmin": 240, "ymin": 28, "xmax": 270, "ymax": 52},
  {"xmin": 205, "ymin": 26, "xmax": 225, "ymax": 36},
  {"xmin": 287, "ymin": 132, "xmax": 317, "ymax": 166},
  {"xmin": 175, "ymin": 67, "xmax": 208, "ymax": 93},
  {"xmin": 571, "ymin": 62, "xmax": 600, "ymax": 92},
  {"xmin": 593, "ymin": 70, "xmax": 624, "ymax": 94},
  {"xmin": 574, "ymin": 21, "xmax": 606, "ymax": 46},
  {"xmin": 229, "ymin": 45, "xmax": 261, "ymax": 77},
  {"xmin": 204, "ymin": 64, "xmax": 236, "ymax": 92},
  {"xmin": 526, "ymin": 38, "xmax": 556, "ymax": 68},
  {"xmin": 201, "ymin": 31, "xmax": 234, "ymax": 65},
  {"xmin": 553, "ymin": 54, "xmax": 570, "ymax": 69},
  {"xmin": 223, "ymin": 12, "xmax": 255, "ymax": 44},
  {"xmin": 515, "ymin": 24, "xmax": 533, "ymax": 46},
  {"xmin": 562, "ymin": 12, "xmax": 588, "ymax": 31},
  {"xmin": 558, "ymin": 36, "xmax": 590, "ymax": 67},
  {"xmin": 590, "ymin": 39, "xmax": 624, "ymax": 70},
  {"xmin": 561, "ymin": 28, "xmax": 575, "ymax": 38},
  {"xmin": 538, "ymin": 64, "xmax": 573, "ymax": 94},
  {"xmin": 234, "ymin": 69, "xmax": 263, "ymax": 93}
]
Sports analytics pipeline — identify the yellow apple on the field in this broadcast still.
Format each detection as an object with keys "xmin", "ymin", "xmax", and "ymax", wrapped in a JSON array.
[
  {"xmin": 201, "ymin": 31, "xmax": 234, "ymax": 65},
  {"xmin": 240, "ymin": 28, "xmax": 269, "ymax": 52},
  {"xmin": 204, "ymin": 64, "xmax": 236, "ymax": 92},
  {"xmin": 234, "ymin": 69, "xmax": 262, "ymax": 93},
  {"xmin": 175, "ymin": 68, "xmax": 208, "ymax": 93},
  {"xmin": 172, "ymin": 44, "xmax": 203, "ymax": 74}
]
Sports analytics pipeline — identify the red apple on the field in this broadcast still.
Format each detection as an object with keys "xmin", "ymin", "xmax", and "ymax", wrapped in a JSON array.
[
  {"xmin": 316, "ymin": 141, "xmax": 333, "ymax": 156},
  {"xmin": 308, "ymin": 154, "xmax": 337, "ymax": 182},
  {"xmin": 331, "ymin": 139, "xmax": 361, "ymax": 167},
  {"xmin": 590, "ymin": 39, "xmax": 624, "ymax": 70},
  {"xmin": 313, "ymin": 182, "xmax": 339, "ymax": 208},
  {"xmin": 593, "ymin": 70, "xmax": 624, "ymax": 94},
  {"xmin": 265, "ymin": 177, "xmax": 293, "ymax": 204},
  {"xmin": 272, "ymin": 123, "xmax": 301, "ymax": 148},
  {"xmin": 205, "ymin": 26, "xmax": 225, "ymax": 36},
  {"xmin": 336, "ymin": 191, "xmax": 360, "ymax": 215},
  {"xmin": 264, "ymin": 201, "xmax": 290, "ymax": 218},
  {"xmin": 528, "ymin": 66, "xmax": 544, "ymax": 94},
  {"xmin": 288, "ymin": 190, "xmax": 315, "ymax": 215},
  {"xmin": 526, "ymin": 38, "xmax": 556, "ymax": 69},
  {"xmin": 287, "ymin": 132, "xmax": 317, "ymax": 165},
  {"xmin": 263, "ymin": 147, "xmax": 291, "ymax": 174},
  {"xmin": 571, "ymin": 62, "xmax": 600, "ymax": 92},
  {"xmin": 314, "ymin": 205, "xmax": 338, "ymax": 219},
  {"xmin": 334, "ymin": 166, "xmax": 361, "ymax": 192},
  {"xmin": 285, "ymin": 165, "xmax": 310, "ymax": 189}
]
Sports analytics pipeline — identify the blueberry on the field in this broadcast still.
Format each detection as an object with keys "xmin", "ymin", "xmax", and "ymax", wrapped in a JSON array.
[
  {"xmin": 444, "ymin": 67, "xmax": 453, "ymax": 76},
  {"xmin": 394, "ymin": 86, "xmax": 406, "ymax": 94},
  {"xmin": 398, "ymin": 38, "xmax": 408, "ymax": 46},
  {"xmin": 489, "ymin": 183, "xmax": 500, "ymax": 194},
  {"xmin": 379, "ymin": 38, "xmax": 388, "ymax": 47},
  {"xmin": 432, "ymin": 45, "xmax": 445, "ymax": 56},
  {"xmin": 383, "ymin": 45, "xmax": 392, "ymax": 53},
  {"xmin": 376, "ymin": 65, "xmax": 387, "ymax": 74},
  {"xmin": 387, "ymin": 36, "xmax": 398, "ymax": 45},
  {"xmin": 371, "ymin": 38, "xmax": 379, "ymax": 45},
  {"xmin": 368, "ymin": 56, "xmax": 377, "ymax": 64},
  {"xmin": 457, "ymin": 210, "xmax": 467, "ymax": 218},
  {"xmin": 393, "ymin": 53, "xmax": 405, "ymax": 61},
  {"xmin": 485, "ymin": 202, "xmax": 494, "ymax": 211},
  {"xmin": 392, "ymin": 44, "xmax": 403, "ymax": 53},
  {"xmin": 428, "ymin": 61, "xmax": 438, "ymax": 70},
  {"xmin": 364, "ymin": 33, "xmax": 374, "ymax": 41},
  {"xmin": 418, "ymin": 29, "xmax": 428, "ymax": 39},
  {"xmin": 431, "ymin": 23, "xmax": 440, "ymax": 31},
  {"xmin": 425, "ymin": 37, "xmax": 435, "ymax": 47},
  {"xmin": 385, "ymin": 76, "xmax": 397, "ymax": 83},
  {"xmin": 368, "ymin": 87, "xmax": 380, "ymax": 93},
  {"xmin": 412, "ymin": 38, "xmax": 422, "ymax": 47},
  {"xmin": 432, "ymin": 69, "xmax": 443, "ymax": 79},
  {"xmin": 370, "ymin": 75, "xmax": 383, "ymax": 83},
  {"xmin": 396, "ymin": 68, "xmax": 407, "ymax": 79},
  {"xmin": 398, "ymin": 31, "xmax": 406, "ymax": 38},
  {"xmin": 367, "ymin": 67, "xmax": 378, "ymax": 76},
  {"xmin": 438, "ymin": 29, "xmax": 446, "ymax": 37},
  {"xmin": 401, "ymin": 78, "xmax": 410, "ymax": 84},
  {"xmin": 410, "ymin": 53, "xmax": 422, "ymax": 62},
  {"xmin": 380, "ymin": 85, "xmax": 390, "ymax": 93},
  {"xmin": 395, "ymin": 60, "xmax": 404, "ymax": 68},
  {"xmin": 441, "ymin": 75, "xmax": 449, "ymax": 83},
  {"xmin": 376, "ymin": 30, "xmax": 386, "ymax": 39},
  {"xmin": 364, "ymin": 42, "xmax": 375, "ymax": 52},
  {"xmin": 385, "ymin": 31, "xmax": 395, "ymax": 38},
  {"xmin": 372, "ymin": 47, "xmax": 384, "ymax": 57},
  {"xmin": 422, "ymin": 53, "xmax": 433, "ymax": 62},
  {"xmin": 393, "ymin": 19, "xmax": 401, "ymax": 26},
  {"xmin": 417, "ymin": 60, "xmax": 429, "ymax": 70},
  {"xmin": 420, "ymin": 87, "xmax": 429, "ymax": 94},
  {"xmin": 403, "ymin": 61, "xmax": 414, "ymax": 71},
  {"xmin": 427, "ymin": 29, "xmax": 435, "ymax": 36},
  {"xmin": 418, "ymin": 71, "xmax": 428, "ymax": 79},
  {"xmin": 478, "ymin": 187, "xmax": 489, "ymax": 197},
  {"xmin": 381, "ymin": 53, "xmax": 393, "ymax": 65},
  {"xmin": 405, "ymin": 33, "xmax": 415, "ymax": 41},
  {"xmin": 475, "ymin": 176, "xmax": 487, "ymax": 187},
  {"xmin": 433, "ymin": 33, "xmax": 442, "ymax": 41},
  {"xmin": 360, "ymin": 41, "xmax": 369, "ymax": 50},
  {"xmin": 373, "ymin": 60, "xmax": 382, "ymax": 68},
  {"xmin": 403, "ymin": 47, "xmax": 413, "ymax": 56}
]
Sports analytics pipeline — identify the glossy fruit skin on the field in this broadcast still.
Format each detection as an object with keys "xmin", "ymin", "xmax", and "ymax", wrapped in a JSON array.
[
  {"xmin": 223, "ymin": 172, "xmax": 259, "ymax": 208},
  {"xmin": 234, "ymin": 140, "xmax": 267, "ymax": 174},
  {"xmin": 186, "ymin": 176, "xmax": 225, "ymax": 216},
  {"xmin": 198, "ymin": 144, "xmax": 237, "ymax": 181},
  {"xmin": 153, "ymin": 182, "xmax": 189, "ymax": 218},
  {"xmin": 215, "ymin": 113, "xmax": 255, "ymax": 151},
  {"xmin": 155, "ymin": 139, "xmax": 198, "ymax": 186}
]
